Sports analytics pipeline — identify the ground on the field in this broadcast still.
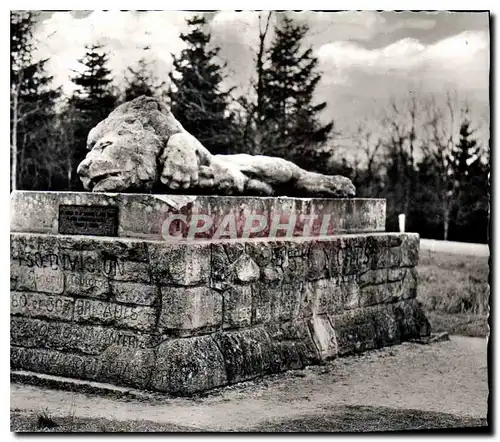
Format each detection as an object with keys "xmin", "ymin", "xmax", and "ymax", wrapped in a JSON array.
[{"xmin": 10, "ymin": 247, "xmax": 490, "ymax": 432}]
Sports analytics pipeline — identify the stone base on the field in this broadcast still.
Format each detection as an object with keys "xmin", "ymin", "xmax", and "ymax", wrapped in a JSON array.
[{"xmin": 10, "ymin": 230, "xmax": 430, "ymax": 395}]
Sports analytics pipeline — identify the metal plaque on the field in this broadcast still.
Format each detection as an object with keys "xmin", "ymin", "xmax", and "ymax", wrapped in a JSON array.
[{"xmin": 58, "ymin": 205, "xmax": 119, "ymax": 237}]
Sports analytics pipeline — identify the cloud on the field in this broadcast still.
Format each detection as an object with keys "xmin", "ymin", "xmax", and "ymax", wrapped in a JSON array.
[
  {"xmin": 34, "ymin": 11, "xmax": 194, "ymax": 94},
  {"xmin": 317, "ymin": 30, "xmax": 489, "ymax": 89},
  {"xmin": 289, "ymin": 11, "xmax": 436, "ymax": 42}
]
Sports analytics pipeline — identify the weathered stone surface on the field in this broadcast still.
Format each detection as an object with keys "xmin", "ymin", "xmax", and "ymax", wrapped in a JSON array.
[
  {"xmin": 330, "ymin": 300, "xmax": 427, "ymax": 356},
  {"xmin": 11, "ymin": 292, "xmax": 74, "ymax": 321},
  {"xmin": 109, "ymin": 261, "xmax": 151, "ymax": 283},
  {"xmin": 222, "ymin": 285, "xmax": 252, "ymax": 329},
  {"xmin": 111, "ymin": 281, "xmax": 158, "ymax": 306},
  {"xmin": 372, "ymin": 304, "xmax": 400, "ymax": 347},
  {"xmin": 10, "ymin": 317, "xmax": 151, "ymax": 355},
  {"xmin": 261, "ymin": 265, "xmax": 283, "ymax": 283},
  {"xmin": 234, "ymin": 255, "xmax": 260, "ymax": 283},
  {"xmin": 75, "ymin": 96, "xmax": 356, "ymax": 198},
  {"xmin": 150, "ymin": 335, "xmax": 227, "ymax": 394},
  {"xmin": 212, "ymin": 327, "xmax": 273, "ymax": 384},
  {"xmin": 64, "ymin": 271, "xmax": 110, "ymax": 299},
  {"xmin": 251, "ymin": 281, "xmax": 281, "ymax": 324},
  {"xmin": 150, "ymin": 243, "xmax": 210, "ymax": 286},
  {"xmin": 10, "ymin": 263, "xmax": 36, "ymax": 291},
  {"xmin": 359, "ymin": 268, "xmax": 417, "ymax": 307},
  {"xmin": 329, "ymin": 307, "xmax": 379, "ymax": 356},
  {"xmin": 265, "ymin": 320, "xmax": 320, "ymax": 368},
  {"xmin": 98, "ymin": 346, "xmax": 156, "ymax": 389},
  {"xmin": 393, "ymin": 298, "xmax": 431, "ymax": 339},
  {"xmin": 11, "ymin": 346, "xmax": 101, "ymax": 381},
  {"xmin": 307, "ymin": 245, "xmax": 329, "ymax": 280},
  {"xmin": 307, "ymin": 278, "xmax": 344, "ymax": 316},
  {"xmin": 342, "ymin": 275, "xmax": 361, "ymax": 309},
  {"xmin": 308, "ymin": 315, "xmax": 338, "ymax": 360},
  {"xmin": 159, "ymin": 286, "xmax": 222, "ymax": 335},
  {"xmin": 12, "ymin": 193, "xmax": 387, "ymax": 241},
  {"xmin": 279, "ymin": 281, "xmax": 303, "ymax": 321},
  {"xmin": 10, "ymin": 221, "xmax": 431, "ymax": 395},
  {"xmin": 73, "ymin": 298, "xmax": 157, "ymax": 331},
  {"xmin": 401, "ymin": 234, "xmax": 420, "ymax": 267}
]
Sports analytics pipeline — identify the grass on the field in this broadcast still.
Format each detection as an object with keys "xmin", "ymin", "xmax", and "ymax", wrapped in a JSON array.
[
  {"xmin": 11, "ymin": 406, "xmax": 488, "ymax": 433},
  {"xmin": 11, "ymin": 410, "xmax": 198, "ymax": 433},
  {"xmin": 417, "ymin": 250, "xmax": 490, "ymax": 337}
]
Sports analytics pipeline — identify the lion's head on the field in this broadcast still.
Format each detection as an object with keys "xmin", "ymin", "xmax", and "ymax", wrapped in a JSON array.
[{"xmin": 77, "ymin": 96, "xmax": 186, "ymax": 192}]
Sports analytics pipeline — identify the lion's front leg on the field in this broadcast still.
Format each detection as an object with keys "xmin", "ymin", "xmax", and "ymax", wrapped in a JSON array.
[
  {"xmin": 294, "ymin": 170, "xmax": 356, "ymax": 198},
  {"xmin": 159, "ymin": 132, "xmax": 211, "ymax": 190}
]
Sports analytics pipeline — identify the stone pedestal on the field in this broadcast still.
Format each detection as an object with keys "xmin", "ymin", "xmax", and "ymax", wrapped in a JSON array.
[{"xmin": 10, "ymin": 191, "xmax": 430, "ymax": 395}]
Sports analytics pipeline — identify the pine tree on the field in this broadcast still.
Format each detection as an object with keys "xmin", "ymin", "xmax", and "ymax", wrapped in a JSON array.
[
  {"xmin": 69, "ymin": 43, "xmax": 117, "ymax": 189},
  {"xmin": 123, "ymin": 50, "xmax": 167, "ymax": 102},
  {"xmin": 256, "ymin": 16, "xmax": 334, "ymax": 171},
  {"xmin": 11, "ymin": 10, "xmax": 61, "ymax": 191},
  {"xmin": 452, "ymin": 118, "xmax": 487, "ymax": 241},
  {"xmin": 168, "ymin": 16, "xmax": 238, "ymax": 155}
]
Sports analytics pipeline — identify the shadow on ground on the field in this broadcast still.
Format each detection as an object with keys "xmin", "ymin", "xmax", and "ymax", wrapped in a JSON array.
[{"xmin": 12, "ymin": 405, "xmax": 488, "ymax": 433}]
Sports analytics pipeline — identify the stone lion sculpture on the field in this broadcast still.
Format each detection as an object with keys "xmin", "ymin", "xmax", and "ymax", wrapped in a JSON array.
[{"xmin": 77, "ymin": 96, "xmax": 356, "ymax": 198}]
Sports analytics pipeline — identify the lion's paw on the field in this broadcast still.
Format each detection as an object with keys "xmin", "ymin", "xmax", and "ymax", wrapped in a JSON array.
[{"xmin": 160, "ymin": 133, "xmax": 200, "ymax": 190}]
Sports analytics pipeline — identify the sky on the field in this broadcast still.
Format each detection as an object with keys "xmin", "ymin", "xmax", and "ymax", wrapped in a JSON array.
[{"xmin": 31, "ymin": 10, "xmax": 490, "ymax": 150}]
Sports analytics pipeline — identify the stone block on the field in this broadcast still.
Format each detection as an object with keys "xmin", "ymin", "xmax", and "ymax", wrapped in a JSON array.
[
  {"xmin": 372, "ymin": 304, "xmax": 400, "ymax": 347},
  {"xmin": 11, "ymin": 292, "xmax": 74, "ymax": 321},
  {"xmin": 261, "ymin": 265, "xmax": 283, "ymax": 283},
  {"xmin": 234, "ymin": 255, "xmax": 260, "ymax": 283},
  {"xmin": 212, "ymin": 327, "xmax": 273, "ymax": 384},
  {"xmin": 342, "ymin": 275, "xmax": 361, "ymax": 309},
  {"xmin": 159, "ymin": 286, "xmax": 222, "ymax": 335},
  {"xmin": 310, "ymin": 278, "xmax": 344, "ymax": 316},
  {"xmin": 98, "ymin": 346, "xmax": 156, "ymax": 389},
  {"xmin": 401, "ymin": 234, "xmax": 420, "ymax": 267},
  {"xmin": 11, "ymin": 346, "xmax": 100, "ymax": 381},
  {"xmin": 359, "ymin": 267, "xmax": 417, "ymax": 307},
  {"xmin": 245, "ymin": 241, "xmax": 274, "ymax": 269},
  {"xmin": 307, "ymin": 315, "xmax": 338, "ymax": 360},
  {"xmin": 266, "ymin": 320, "xmax": 320, "ymax": 367},
  {"xmin": 111, "ymin": 281, "xmax": 158, "ymax": 306},
  {"xmin": 222, "ymin": 285, "xmax": 252, "ymax": 329},
  {"xmin": 150, "ymin": 335, "xmax": 227, "ymax": 394},
  {"xmin": 73, "ymin": 298, "xmax": 157, "ymax": 332},
  {"xmin": 279, "ymin": 281, "xmax": 303, "ymax": 321},
  {"xmin": 150, "ymin": 243, "xmax": 210, "ymax": 286},
  {"xmin": 307, "ymin": 245, "xmax": 328, "ymax": 280},
  {"xmin": 109, "ymin": 261, "xmax": 151, "ymax": 283},
  {"xmin": 10, "ymin": 262, "xmax": 36, "ymax": 291},
  {"xmin": 329, "ymin": 308, "xmax": 378, "ymax": 356},
  {"xmin": 251, "ymin": 281, "xmax": 281, "ymax": 324},
  {"xmin": 282, "ymin": 255, "xmax": 307, "ymax": 284},
  {"xmin": 10, "ymin": 317, "xmax": 152, "ymax": 355},
  {"xmin": 393, "ymin": 298, "xmax": 431, "ymax": 339},
  {"xmin": 64, "ymin": 271, "xmax": 110, "ymax": 299}
]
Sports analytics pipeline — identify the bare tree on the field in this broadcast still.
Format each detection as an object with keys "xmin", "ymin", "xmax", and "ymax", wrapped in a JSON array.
[{"xmin": 424, "ymin": 90, "xmax": 472, "ymax": 240}]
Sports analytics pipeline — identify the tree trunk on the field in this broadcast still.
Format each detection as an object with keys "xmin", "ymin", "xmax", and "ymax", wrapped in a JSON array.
[
  {"xmin": 11, "ymin": 89, "xmax": 18, "ymax": 192},
  {"xmin": 443, "ymin": 205, "xmax": 450, "ymax": 241}
]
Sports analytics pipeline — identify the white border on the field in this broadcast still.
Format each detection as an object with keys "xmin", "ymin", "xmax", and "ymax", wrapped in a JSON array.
[{"xmin": 2, "ymin": 3, "xmax": 495, "ymax": 440}]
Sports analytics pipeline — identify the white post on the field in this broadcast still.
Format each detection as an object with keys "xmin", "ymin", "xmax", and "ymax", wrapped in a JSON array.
[{"xmin": 398, "ymin": 214, "xmax": 406, "ymax": 233}]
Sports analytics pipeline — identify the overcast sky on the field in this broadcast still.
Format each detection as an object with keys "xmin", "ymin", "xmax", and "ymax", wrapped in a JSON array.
[{"xmin": 32, "ymin": 10, "xmax": 490, "ymax": 145}]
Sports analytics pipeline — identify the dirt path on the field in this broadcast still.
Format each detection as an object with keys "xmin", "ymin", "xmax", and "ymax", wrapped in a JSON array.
[{"xmin": 10, "ymin": 336, "xmax": 488, "ymax": 431}]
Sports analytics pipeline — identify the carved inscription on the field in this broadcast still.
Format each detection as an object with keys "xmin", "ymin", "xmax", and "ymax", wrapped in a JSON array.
[
  {"xmin": 59, "ymin": 205, "xmax": 119, "ymax": 236},
  {"xmin": 11, "ymin": 292, "xmax": 73, "ymax": 320},
  {"xmin": 11, "ymin": 317, "xmax": 144, "ymax": 353},
  {"xmin": 34, "ymin": 267, "xmax": 64, "ymax": 294},
  {"xmin": 11, "ymin": 346, "xmax": 100, "ymax": 378},
  {"xmin": 74, "ymin": 299, "xmax": 156, "ymax": 331},
  {"xmin": 14, "ymin": 252, "xmax": 125, "ymax": 276}
]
